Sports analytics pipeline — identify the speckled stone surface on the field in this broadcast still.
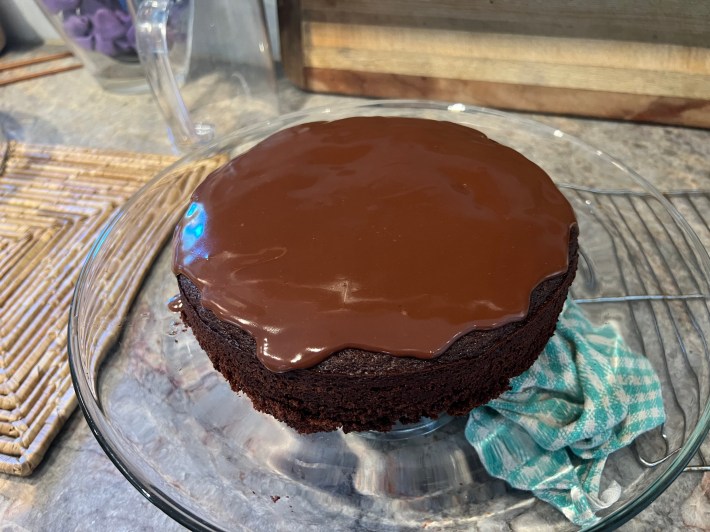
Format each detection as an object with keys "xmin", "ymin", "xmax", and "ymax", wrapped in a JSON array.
[{"xmin": 1, "ymin": 47, "xmax": 710, "ymax": 531}]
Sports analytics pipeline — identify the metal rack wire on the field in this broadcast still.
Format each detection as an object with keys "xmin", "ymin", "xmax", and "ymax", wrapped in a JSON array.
[{"xmin": 562, "ymin": 185, "xmax": 710, "ymax": 473}]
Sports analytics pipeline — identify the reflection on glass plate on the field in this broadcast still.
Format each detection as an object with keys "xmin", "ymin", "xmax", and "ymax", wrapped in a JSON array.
[{"xmin": 69, "ymin": 101, "xmax": 710, "ymax": 531}]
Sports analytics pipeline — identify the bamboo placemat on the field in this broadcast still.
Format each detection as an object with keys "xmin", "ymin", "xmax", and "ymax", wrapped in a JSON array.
[{"xmin": 0, "ymin": 141, "xmax": 177, "ymax": 476}]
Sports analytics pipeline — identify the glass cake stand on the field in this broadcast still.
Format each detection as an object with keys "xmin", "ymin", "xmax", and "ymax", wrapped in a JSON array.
[{"xmin": 68, "ymin": 101, "xmax": 710, "ymax": 531}]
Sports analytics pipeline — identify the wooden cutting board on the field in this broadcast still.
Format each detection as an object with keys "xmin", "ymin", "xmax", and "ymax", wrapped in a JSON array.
[{"xmin": 278, "ymin": 0, "xmax": 710, "ymax": 128}]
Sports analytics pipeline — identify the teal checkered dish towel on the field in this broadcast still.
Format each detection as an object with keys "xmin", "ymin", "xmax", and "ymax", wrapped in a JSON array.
[{"xmin": 465, "ymin": 299, "xmax": 665, "ymax": 527}]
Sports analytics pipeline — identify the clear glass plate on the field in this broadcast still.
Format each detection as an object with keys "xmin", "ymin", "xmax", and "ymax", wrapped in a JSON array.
[{"xmin": 69, "ymin": 101, "xmax": 710, "ymax": 531}]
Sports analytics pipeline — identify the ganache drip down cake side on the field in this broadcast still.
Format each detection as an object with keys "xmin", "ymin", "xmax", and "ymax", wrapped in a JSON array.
[{"xmin": 172, "ymin": 116, "xmax": 579, "ymax": 433}]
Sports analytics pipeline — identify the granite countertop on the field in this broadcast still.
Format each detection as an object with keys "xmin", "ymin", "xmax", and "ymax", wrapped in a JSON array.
[{"xmin": 1, "ymin": 49, "xmax": 710, "ymax": 531}]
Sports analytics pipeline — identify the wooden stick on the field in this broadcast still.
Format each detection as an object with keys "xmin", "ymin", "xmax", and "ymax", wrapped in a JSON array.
[
  {"xmin": 0, "ymin": 64, "xmax": 83, "ymax": 87},
  {"xmin": 0, "ymin": 51, "xmax": 74, "ymax": 72}
]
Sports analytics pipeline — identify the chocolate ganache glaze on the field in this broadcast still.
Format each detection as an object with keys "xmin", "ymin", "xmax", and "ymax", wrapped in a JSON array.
[{"xmin": 173, "ymin": 117, "xmax": 577, "ymax": 373}]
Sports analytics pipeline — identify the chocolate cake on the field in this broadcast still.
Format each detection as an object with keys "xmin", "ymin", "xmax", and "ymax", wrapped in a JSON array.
[{"xmin": 173, "ymin": 116, "xmax": 578, "ymax": 434}]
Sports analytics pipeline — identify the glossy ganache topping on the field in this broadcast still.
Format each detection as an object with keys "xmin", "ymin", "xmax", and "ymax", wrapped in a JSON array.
[{"xmin": 173, "ymin": 117, "xmax": 576, "ymax": 372}]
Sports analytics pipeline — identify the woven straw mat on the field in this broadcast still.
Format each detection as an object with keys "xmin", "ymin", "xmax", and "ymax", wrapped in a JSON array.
[{"xmin": 0, "ymin": 141, "xmax": 178, "ymax": 476}]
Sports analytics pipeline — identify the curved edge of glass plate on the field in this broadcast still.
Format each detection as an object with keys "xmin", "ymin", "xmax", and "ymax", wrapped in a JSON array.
[{"xmin": 68, "ymin": 99, "xmax": 710, "ymax": 532}]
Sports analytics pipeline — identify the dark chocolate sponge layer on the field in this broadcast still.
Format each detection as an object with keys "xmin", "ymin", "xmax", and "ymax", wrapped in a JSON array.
[{"xmin": 178, "ymin": 225, "xmax": 578, "ymax": 434}]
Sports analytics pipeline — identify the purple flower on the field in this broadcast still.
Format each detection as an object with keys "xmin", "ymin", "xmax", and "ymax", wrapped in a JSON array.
[
  {"xmin": 92, "ymin": 8, "xmax": 126, "ymax": 40},
  {"xmin": 44, "ymin": 0, "xmax": 137, "ymax": 57},
  {"xmin": 62, "ymin": 14, "xmax": 93, "ymax": 51},
  {"xmin": 114, "ymin": 9, "xmax": 132, "ymax": 25},
  {"xmin": 92, "ymin": 6, "xmax": 136, "ymax": 56},
  {"xmin": 94, "ymin": 34, "xmax": 119, "ymax": 56},
  {"xmin": 63, "ymin": 14, "xmax": 91, "ymax": 38}
]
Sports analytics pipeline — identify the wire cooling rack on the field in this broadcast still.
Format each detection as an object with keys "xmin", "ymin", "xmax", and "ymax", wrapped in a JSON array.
[{"xmin": 562, "ymin": 185, "xmax": 710, "ymax": 473}]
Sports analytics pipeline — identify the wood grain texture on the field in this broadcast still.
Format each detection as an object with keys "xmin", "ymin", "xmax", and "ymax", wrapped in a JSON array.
[
  {"xmin": 305, "ymin": 22, "xmax": 710, "ymax": 76},
  {"xmin": 281, "ymin": 0, "xmax": 710, "ymax": 127},
  {"xmin": 302, "ymin": 0, "xmax": 710, "ymax": 47},
  {"xmin": 277, "ymin": 0, "xmax": 306, "ymax": 87},
  {"xmin": 305, "ymin": 47, "xmax": 710, "ymax": 100},
  {"xmin": 304, "ymin": 68, "xmax": 710, "ymax": 128}
]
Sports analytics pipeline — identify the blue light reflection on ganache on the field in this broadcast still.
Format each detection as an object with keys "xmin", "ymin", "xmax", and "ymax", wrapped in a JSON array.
[{"xmin": 179, "ymin": 201, "xmax": 208, "ymax": 266}]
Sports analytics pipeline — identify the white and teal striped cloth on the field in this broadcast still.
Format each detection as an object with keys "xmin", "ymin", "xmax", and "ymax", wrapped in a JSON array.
[{"xmin": 466, "ymin": 299, "xmax": 665, "ymax": 527}]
